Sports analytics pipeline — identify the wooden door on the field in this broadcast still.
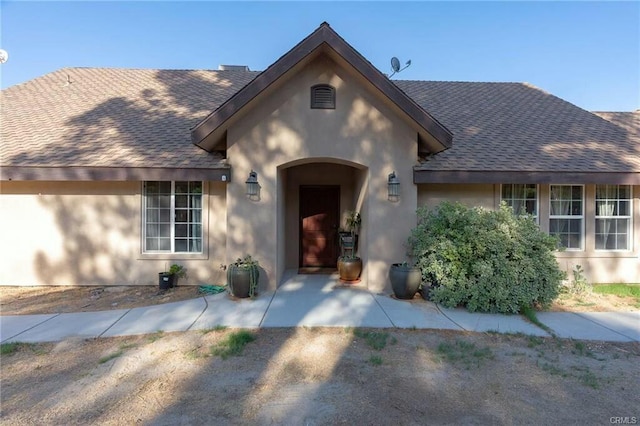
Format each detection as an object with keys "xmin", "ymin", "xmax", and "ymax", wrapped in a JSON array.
[{"xmin": 299, "ymin": 186, "xmax": 340, "ymax": 267}]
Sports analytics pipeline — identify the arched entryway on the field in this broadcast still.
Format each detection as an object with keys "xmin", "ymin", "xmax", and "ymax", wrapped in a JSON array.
[{"xmin": 277, "ymin": 159, "xmax": 368, "ymax": 282}]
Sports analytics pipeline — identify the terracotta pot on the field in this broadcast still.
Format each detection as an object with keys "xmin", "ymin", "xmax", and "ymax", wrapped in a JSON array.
[
  {"xmin": 338, "ymin": 257, "xmax": 362, "ymax": 282},
  {"xmin": 389, "ymin": 263, "xmax": 422, "ymax": 299}
]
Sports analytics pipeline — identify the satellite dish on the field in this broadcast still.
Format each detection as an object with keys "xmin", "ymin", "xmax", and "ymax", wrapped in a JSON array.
[
  {"xmin": 388, "ymin": 56, "xmax": 411, "ymax": 79},
  {"xmin": 0, "ymin": 49, "xmax": 8, "ymax": 64},
  {"xmin": 391, "ymin": 57, "xmax": 400, "ymax": 73}
]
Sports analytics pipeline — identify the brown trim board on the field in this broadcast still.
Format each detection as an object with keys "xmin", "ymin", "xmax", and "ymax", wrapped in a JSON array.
[
  {"xmin": 1, "ymin": 167, "xmax": 232, "ymax": 182},
  {"xmin": 414, "ymin": 170, "xmax": 640, "ymax": 185}
]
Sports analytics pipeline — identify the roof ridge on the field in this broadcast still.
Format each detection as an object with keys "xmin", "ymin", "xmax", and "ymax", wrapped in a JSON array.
[{"xmin": 395, "ymin": 79, "xmax": 524, "ymax": 84}]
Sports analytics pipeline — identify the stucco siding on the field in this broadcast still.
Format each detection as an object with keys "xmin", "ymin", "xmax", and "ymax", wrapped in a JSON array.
[
  {"xmin": 0, "ymin": 181, "xmax": 228, "ymax": 286},
  {"xmin": 226, "ymin": 55, "xmax": 420, "ymax": 291},
  {"xmin": 418, "ymin": 183, "xmax": 497, "ymax": 210}
]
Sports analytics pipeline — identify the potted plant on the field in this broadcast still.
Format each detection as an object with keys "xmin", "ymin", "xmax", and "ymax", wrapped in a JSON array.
[
  {"xmin": 226, "ymin": 255, "xmax": 260, "ymax": 298},
  {"xmin": 337, "ymin": 210, "xmax": 362, "ymax": 283},
  {"xmin": 158, "ymin": 263, "xmax": 186, "ymax": 290},
  {"xmin": 169, "ymin": 264, "xmax": 186, "ymax": 286},
  {"xmin": 388, "ymin": 261, "xmax": 422, "ymax": 299}
]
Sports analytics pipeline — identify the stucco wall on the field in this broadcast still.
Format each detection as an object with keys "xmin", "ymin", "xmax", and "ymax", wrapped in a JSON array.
[
  {"xmin": 417, "ymin": 183, "xmax": 498, "ymax": 210},
  {"xmin": 0, "ymin": 181, "xmax": 228, "ymax": 286},
  {"xmin": 225, "ymin": 55, "xmax": 420, "ymax": 292},
  {"xmin": 418, "ymin": 183, "xmax": 640, "ymax": 283}
]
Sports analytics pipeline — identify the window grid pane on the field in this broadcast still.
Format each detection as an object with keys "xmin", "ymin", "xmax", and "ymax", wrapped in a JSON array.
[
  {"xmin": 501, "ymin": 184, "xmax": 538, "ymax": 218},
  {"xmin": 595, "ymin": 185, "xmax": 631, "ymax": 250},
  {"xmin": 144, "ymin": 181, "xmax": 203, "ymax": 254},
  {"xmin": 173, "ymin": 181, "xmax": 203, "ymax": 254},
  {"xmin": 549, "ymin": 185, "xmax": 584, "ymax": 250}
]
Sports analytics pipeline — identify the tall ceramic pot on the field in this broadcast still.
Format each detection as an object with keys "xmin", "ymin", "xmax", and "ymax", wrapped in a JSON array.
[
  {"xmin": 389, "ymin": 263, "xmax": 422, "ymax": 299},
  {"xmin": 227, "ymin": 265, "xmax": 259, "ymax": 298}
]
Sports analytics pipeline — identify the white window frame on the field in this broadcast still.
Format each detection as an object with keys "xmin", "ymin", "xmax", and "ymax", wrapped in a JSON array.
[
  {"xmin": 142, "ymin": 181, "xmax": 204, "ymax": 254},
  {"xmin": 549, "ymin": 184, "xmax": 584, "ymax": 251},
  {"xmin": 500, "ymin": 184, "xmax": 539, "ymax": 223},
  {"xmin": 595, "ymin": 184, "xmax": 632, "ymax": 251}
]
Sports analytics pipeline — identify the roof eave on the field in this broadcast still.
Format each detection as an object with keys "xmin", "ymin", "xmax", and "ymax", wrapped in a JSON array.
[
  {"xmin": 413, "ymin": 169, "xmax": 640, "ymax": 185},
  {"xmin": 1, "ymin": 166, "xmax": 232, "ymax": 182}
]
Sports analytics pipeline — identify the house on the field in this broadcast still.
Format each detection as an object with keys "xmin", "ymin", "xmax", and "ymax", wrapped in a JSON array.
[{"xmin": 1, "ymin": 22, "xmax": 638, "ymax": 291}]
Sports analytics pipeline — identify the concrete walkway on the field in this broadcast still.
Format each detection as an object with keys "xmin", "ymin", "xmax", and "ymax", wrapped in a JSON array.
[{"xmin": 1, "ymin": 273, "xmax": 639, "ymax": 343}]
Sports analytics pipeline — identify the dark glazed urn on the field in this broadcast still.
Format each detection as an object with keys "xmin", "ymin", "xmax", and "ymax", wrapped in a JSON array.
[
  {"xmin": 389, "ymin": 263, "xmax": 422, "ymax": 299},
  {"xmin": 228, "ymin": 266, "xmax": 259, "ymax": 298}
]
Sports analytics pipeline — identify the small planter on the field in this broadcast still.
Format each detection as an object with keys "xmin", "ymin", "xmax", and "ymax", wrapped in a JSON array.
[
  {"xmin": 338, "ymin": 257, "xmax": 362, "ymax": 283},
  {"xmin": 158, "ymin": 264, "xmax": 185, "ymax": 290},
  {"xmin": 158, "ymin": 272, "xmax": 175, "ymax": 290},
  {"xmin": 389, "ymin": 263, "xmax": 422, "ymax": 299},
  {"xmin": 419, "ymin": 282, "xmax": 433, "ymax": 301}
]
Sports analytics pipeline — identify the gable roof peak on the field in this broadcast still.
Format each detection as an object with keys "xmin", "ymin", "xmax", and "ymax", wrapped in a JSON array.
[{"xmin": 191, "ymin": 22, "xmax": 453, "ymax": 152}]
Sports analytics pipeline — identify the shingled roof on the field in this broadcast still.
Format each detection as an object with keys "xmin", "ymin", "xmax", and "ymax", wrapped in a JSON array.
[
  {"xmin": 593, "ymin": 111, "xmax": 640, "ymax": 135},
  {"xmin": 406, "ymin": 81, "xmax": 639, "ymax": 184},
  {"xmin": 2, "ymin": 50, "xmax": 638, "ymax": 183},
  {"xmin": 1, "ymin": 67, "xmax": 259, "ymax": 180}
]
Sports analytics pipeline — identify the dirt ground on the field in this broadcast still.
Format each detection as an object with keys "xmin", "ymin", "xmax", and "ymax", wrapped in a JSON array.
[
  {"xmin": 0, "ymin": 285, "xmax": 202, "ymax": 315},
  {"xmin": 1, "ymin": 286, "xmax": 639, "ymax": 424},
  {"xmin": 1, "ymin": 327, "xmax": 639, "ymax": 425},
  {"xmin": 0, "ymin": 283, "xmax": 638, "ymax": 316}
]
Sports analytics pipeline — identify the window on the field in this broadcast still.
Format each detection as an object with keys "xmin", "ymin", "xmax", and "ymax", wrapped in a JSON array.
[
  {"xmin": 549, "ymin": 185, "xmax": 584, "ymax": 250},
  {"xmin": 310, "ymin": 84, "xmax": 335, "ymax": 109},
  {"xmin": 595, "ymin": 185, "xmax": 632, "ymax": 250},
  {"xmin": 143, "ymin": 181, "xmax": 203, "ymax": 253},
  {"xmin": 501, "ymin": 184, "xmax": 538, "ymax": 220}
]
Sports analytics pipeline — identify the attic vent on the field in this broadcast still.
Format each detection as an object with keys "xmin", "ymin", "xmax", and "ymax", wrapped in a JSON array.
[{"xmin": 311, "ymin": 84, "xmax": 336, "ymax": 109}]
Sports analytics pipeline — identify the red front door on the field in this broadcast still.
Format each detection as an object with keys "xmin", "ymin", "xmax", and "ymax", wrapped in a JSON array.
[{"xmin": 299, "ymin": 186, "xmax": 340, "ymax": 267}]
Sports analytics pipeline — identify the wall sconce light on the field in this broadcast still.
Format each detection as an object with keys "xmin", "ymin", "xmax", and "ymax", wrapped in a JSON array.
[
  {"xmin": 245, "ymin": 170, "xmax": 260, "ymax": 200},
  {"xmin": 388, "ymin": 171, "xmax": 400, "ymax": 202}
]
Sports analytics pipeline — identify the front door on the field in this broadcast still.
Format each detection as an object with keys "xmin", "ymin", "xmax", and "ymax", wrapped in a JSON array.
[{"xmin": 299, "ymin": 185, "xmax": 340, "ymax": 268}]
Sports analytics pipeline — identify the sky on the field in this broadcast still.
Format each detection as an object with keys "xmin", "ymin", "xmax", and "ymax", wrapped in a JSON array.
[{"xmin": 0, "ymin": 1, "xmax": 638, "ymax": 112}]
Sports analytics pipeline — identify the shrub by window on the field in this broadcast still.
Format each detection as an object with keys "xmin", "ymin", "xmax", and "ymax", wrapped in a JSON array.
[
  {"xmin": 408, "ymin": 201, "xmax": 565, "ymax": 314},
  {"xmin": 501, "ymin": 184, "xmax": 537, "ymax": 220}
]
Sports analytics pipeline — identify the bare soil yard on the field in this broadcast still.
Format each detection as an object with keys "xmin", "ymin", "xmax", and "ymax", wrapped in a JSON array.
[
  {"xmin": 0, "ymin": 285, "xmax": 201, "ymax": 315},
  {"xmin": 0, "ymin": 283, "xmax": 638, "ymax": 316},
  {"xmin": 1, "ymin": 327, "xmax": 639, "ymax": 425},
  {"xmin": 0, "ymin": 286, "xmax": 640, "ymax": 425},
  {"xmin": 1, "ymin": 285, "xmax": 639, "ymax": 424}
]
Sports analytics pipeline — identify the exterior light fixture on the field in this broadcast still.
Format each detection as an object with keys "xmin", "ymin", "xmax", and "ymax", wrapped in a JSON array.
[
  {"xmin": 245, "ymin": 170, "xmax": 260, "ymax": 200},
  {"xmin": 388, "ymin": 171, "xmax": 400, "ymax": 202}
]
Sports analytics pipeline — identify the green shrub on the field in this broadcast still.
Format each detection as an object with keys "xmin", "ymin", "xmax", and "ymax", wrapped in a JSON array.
[
  {"xmin": 408, "ymin": 201, "xmax": 565, "ymax": 313},
  {"xmin": 564, "ymin": 265, "xmax": 591, "ymax": 295}
]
